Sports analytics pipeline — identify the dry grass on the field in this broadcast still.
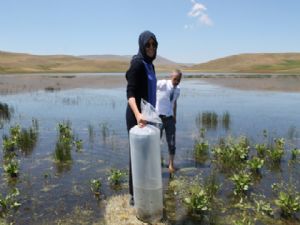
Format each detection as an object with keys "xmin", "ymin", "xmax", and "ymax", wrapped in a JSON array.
[{"xmin": 104, "ymin": 194, "xmax": 166, "ymax": 225}]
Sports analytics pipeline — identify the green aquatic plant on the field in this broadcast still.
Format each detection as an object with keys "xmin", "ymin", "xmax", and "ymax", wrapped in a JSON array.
[
  {"xmin": 254, "ymin": 143, "xmax": 268, "ymax": 158},
  {"xmin": 199, "ymin": 127, "xmax": 206, "ymax": 139},
  {"xmin": 43, "ymin": 171, "xmax": 51, "ymax": 179},
  {"xmin": 230, "ymin": 170, "xmax": 252, "ymax": 196},
  {"xmin": 233, "ymin": 197, "xmax": 256, "ymax": 225},
  {"xmin": 267, "ymin": 138, "xmax": 285, "ymax": 163},
  {"xmin": 90, "ymin": 179, "xmax": 102, "ymax": 195},
  {"xmin": 247, "ymin": 156, "xmax": 264, "ymax": 172},
  {"xmin": 194, "ymin": 140, "xmax": 209, "ymax": 162},
  {"xmin": 3, "ymin": 159, "xmax": 20, "ymax": 177},
  {"xmin": 272, "ymin": 182, "xmax": 300, "ymax": 218},
  {"xmin": 54, "ymin": 140, "xmax": 72, "ymax": 162},
  {"xmin": 184, "ymin": 188, "xmax": 210, "ymax": 215},
  {"xmin": 54, "ymin": 122, "xmax": 73, "ymax": 162},
  {"xmin": 54, "ymin": 122, "xmax": 82, "ymax": 162},
  {"xmin": 9, "ymin": 124, "xmax": 21, "ymax": 138},
  {"xmin": 233, "ymin": 216, "xmax": 254, "ymax": 225},
  {"xmin": 108, "ymin": 168, "xmax": 125, "ymax": 185},
  {"xmin": 2, "ymin": 121, "xmax": 38, "ymax": 154},
  {"xmin": 17, "ymin": 126, "xmax": 38, "ymax": 154},
  {"xmin": 275, "ymin": 190, "xmax": 300, "ymax": 217},
  {"xmin": 291, "ymin": 148, "xmax": 300, "ymax": 160},
  {"xmin": 74, "ymin": 139, "xmax": 83, "ymax": 151},
  {"xmin": 2, "ymin": 137, "xmax": 17, "ymax": 152},
  {"xmin": 2, "ymin": 124, "xmax": 21, "ymax": 151},
  {"xmin": 254, "ymin": 199, "xmax": 273, "ymax": 216},
  {"xmin": 0, "ymin": 188, "xmax": 21, "ymax": 216},
  {"xmin": 179, "ymin": 174, "xmax": 220, "ymax": 218},
  {"xmin": 203, "ymin": 172, "xmax": 220, "ymax": 202},
  {"xmin": 58, "ymin": 122, "xmax": 73, "ymax": 140},
  {"xmin": 212, "ymin": 136, "xmax": 250, "ymax": 172},
  {"xmin": 252, "ymin": 194, "xmax": 274, "ymax": 216}
]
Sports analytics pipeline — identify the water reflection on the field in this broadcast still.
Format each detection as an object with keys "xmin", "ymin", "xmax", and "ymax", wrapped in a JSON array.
[
  {"xmin": 195, "ymin": 111, "xmax": 231, "ymax": 132},
  {"xmin": 54, "ymin": 162, "xmax": 73, "ymax": 174},
  {"xmin": 0, "ymin": 102, "xmax": 13, "ymax": 127}
]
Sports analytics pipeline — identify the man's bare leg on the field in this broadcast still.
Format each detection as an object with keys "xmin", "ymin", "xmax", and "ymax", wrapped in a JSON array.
[{"xmin": 169, "ymin": 154, "xmax": 175, "ymax": 173}]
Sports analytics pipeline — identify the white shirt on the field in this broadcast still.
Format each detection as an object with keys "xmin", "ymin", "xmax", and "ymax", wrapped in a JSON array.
[{"xmin": 156, "ymin": 79, "xmax": 180, "ymax": 116}]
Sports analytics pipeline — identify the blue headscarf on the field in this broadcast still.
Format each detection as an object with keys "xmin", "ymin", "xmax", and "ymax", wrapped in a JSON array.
[{"xmin": 131, "ymin": 30, "xmax": 158, "ymax": 64}]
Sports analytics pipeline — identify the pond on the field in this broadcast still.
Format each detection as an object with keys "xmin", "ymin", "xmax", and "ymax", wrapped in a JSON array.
[{"xmin": 0, "ymin": 76, "xmax": 300, "ymax": 224}]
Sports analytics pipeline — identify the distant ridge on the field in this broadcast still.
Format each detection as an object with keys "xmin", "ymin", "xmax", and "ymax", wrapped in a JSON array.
[
  {"xmin": 1, "ymin": 50, "xmax": 300, "ymax": 74},
  {"xmin": 0, "ymin": 50, "xmax": 183, "ymax": 73},
  {"xmin": 79, "ymin": 54, "xmax": 179, "ymax": 65},
  {"xmin": 189, "ymin": 53, "xmax": 300, "ymax": 73}
]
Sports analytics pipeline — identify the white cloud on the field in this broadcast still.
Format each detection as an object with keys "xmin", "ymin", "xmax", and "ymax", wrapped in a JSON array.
[{"xmin": 187, "ymin": 0, "xmax": 213, "ymax": 26}]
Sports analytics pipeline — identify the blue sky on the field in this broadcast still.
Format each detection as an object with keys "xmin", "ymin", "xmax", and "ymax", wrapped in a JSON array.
[{"xmin": 1, "ymin": 0, "xmax": 300, "ymax": 63}]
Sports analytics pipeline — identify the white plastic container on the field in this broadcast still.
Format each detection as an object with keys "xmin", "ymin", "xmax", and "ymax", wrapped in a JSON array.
[{"xmin": 129, "ymin": 124, "xmax": 163, "ymax": 223}]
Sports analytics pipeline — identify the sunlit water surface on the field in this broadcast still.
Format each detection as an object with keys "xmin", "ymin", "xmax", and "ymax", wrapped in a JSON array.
[{"xmin": 0, "ymin": 78, "xmax": 300, "ymax": 224}]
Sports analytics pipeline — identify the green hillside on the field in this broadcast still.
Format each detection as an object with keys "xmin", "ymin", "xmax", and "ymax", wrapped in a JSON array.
[{"xmin": 189, "ymin": 53, "xmax": 300, "ymax": 73}]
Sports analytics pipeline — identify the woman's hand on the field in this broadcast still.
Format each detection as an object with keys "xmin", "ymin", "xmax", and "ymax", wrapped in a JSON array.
[
  {"xmin": 136, "ymin": 113, "xmax": 147, "ymax": 128},
  {"xmin": 128, "ymin": 97, "xmax": 147, "ymax": 128}
]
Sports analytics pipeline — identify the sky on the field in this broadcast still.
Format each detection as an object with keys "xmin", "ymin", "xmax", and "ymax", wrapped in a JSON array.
[{"xmin": 1, "ymin": 0, "xmax": 300, "ymax": 63}]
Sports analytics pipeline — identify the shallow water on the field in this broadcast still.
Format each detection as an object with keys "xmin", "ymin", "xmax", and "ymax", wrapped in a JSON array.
[{"xmin": 0, "ymin": 78, "xmax": 300, "ymax": 224}]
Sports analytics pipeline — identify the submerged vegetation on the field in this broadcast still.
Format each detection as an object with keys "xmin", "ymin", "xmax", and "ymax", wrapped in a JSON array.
[
  {"xmin": 0, "ymin": 113, "xmax": 299, "ymax": 224},
  {"xmin": 107, "ymin": 168, "xmax": 126, "ymax": 186},
  {"xmin": 0, "ymin": 188, "xmax": 21, "ymax": 217},
  {"xmin": 2, "ymin": 121, "xmax": 39, "ymax": 179},
  {"xmin": 54, "ymin": 122, "xmax": 83, "ymax": 162},
  {"xmin": 90, "ymin": 178, "xmax": 102, "ymax": 196},
  {"xmin": 180, "ymin": 129, "xmax": 300, "ymax": 224}
]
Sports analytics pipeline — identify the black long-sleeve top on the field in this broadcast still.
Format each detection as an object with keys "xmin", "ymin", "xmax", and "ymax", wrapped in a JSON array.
[{"xmin": 126, "ymin": 58, "xmax": 155, "ymax": 111}]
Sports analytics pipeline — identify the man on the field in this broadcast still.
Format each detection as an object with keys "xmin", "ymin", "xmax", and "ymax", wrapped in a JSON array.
[{"xmin": 156, "ymin": 69, "xmax": 182, "ymax": 173}]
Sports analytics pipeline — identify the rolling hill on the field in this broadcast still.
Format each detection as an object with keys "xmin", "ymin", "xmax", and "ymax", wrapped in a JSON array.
[
  {"xmin": 189, "ymin": 53, "xmax": 300, "ymax": 73},
  {"xmin": 1, "ymin": 51, "xmax": 300, "ymax": 74},
  {"xmin": 0, "ymin": 51, "xmax": 182, "ymax": 74}
]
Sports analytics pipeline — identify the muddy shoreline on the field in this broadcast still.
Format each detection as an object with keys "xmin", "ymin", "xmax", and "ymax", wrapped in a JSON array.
[{"xmin": 1, "ymin": 74, "xmax": 300, "ymax": 94}]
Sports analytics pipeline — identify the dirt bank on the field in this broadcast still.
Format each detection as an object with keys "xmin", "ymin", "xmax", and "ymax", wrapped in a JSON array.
[
  {"xmin": 1, "ymin": 74, "xmax": 300, "ymax": 95},
  {"xmin": 0, "ymin": 74, "xmax": 125, "ymax": 94},
  {"xmin": 202, "ymin": 76, "xmax": 300, "ymax": 92}
]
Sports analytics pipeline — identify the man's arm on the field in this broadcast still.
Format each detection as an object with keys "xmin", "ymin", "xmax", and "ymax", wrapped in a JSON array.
[{"xmin": 173, "ymin": 100, "xmax": 177, "ymax": 123}]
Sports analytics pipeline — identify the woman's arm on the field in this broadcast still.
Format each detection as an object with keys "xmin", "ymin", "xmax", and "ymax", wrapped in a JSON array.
[{"xmin": 128, "ymin": 97, "xmax": 146, "ymax": 127}]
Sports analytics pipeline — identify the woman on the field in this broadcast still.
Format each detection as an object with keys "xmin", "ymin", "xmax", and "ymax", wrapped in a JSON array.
[{"xmin": 125, "ymin": 30, "xmax": 158, "ymax": 206}]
